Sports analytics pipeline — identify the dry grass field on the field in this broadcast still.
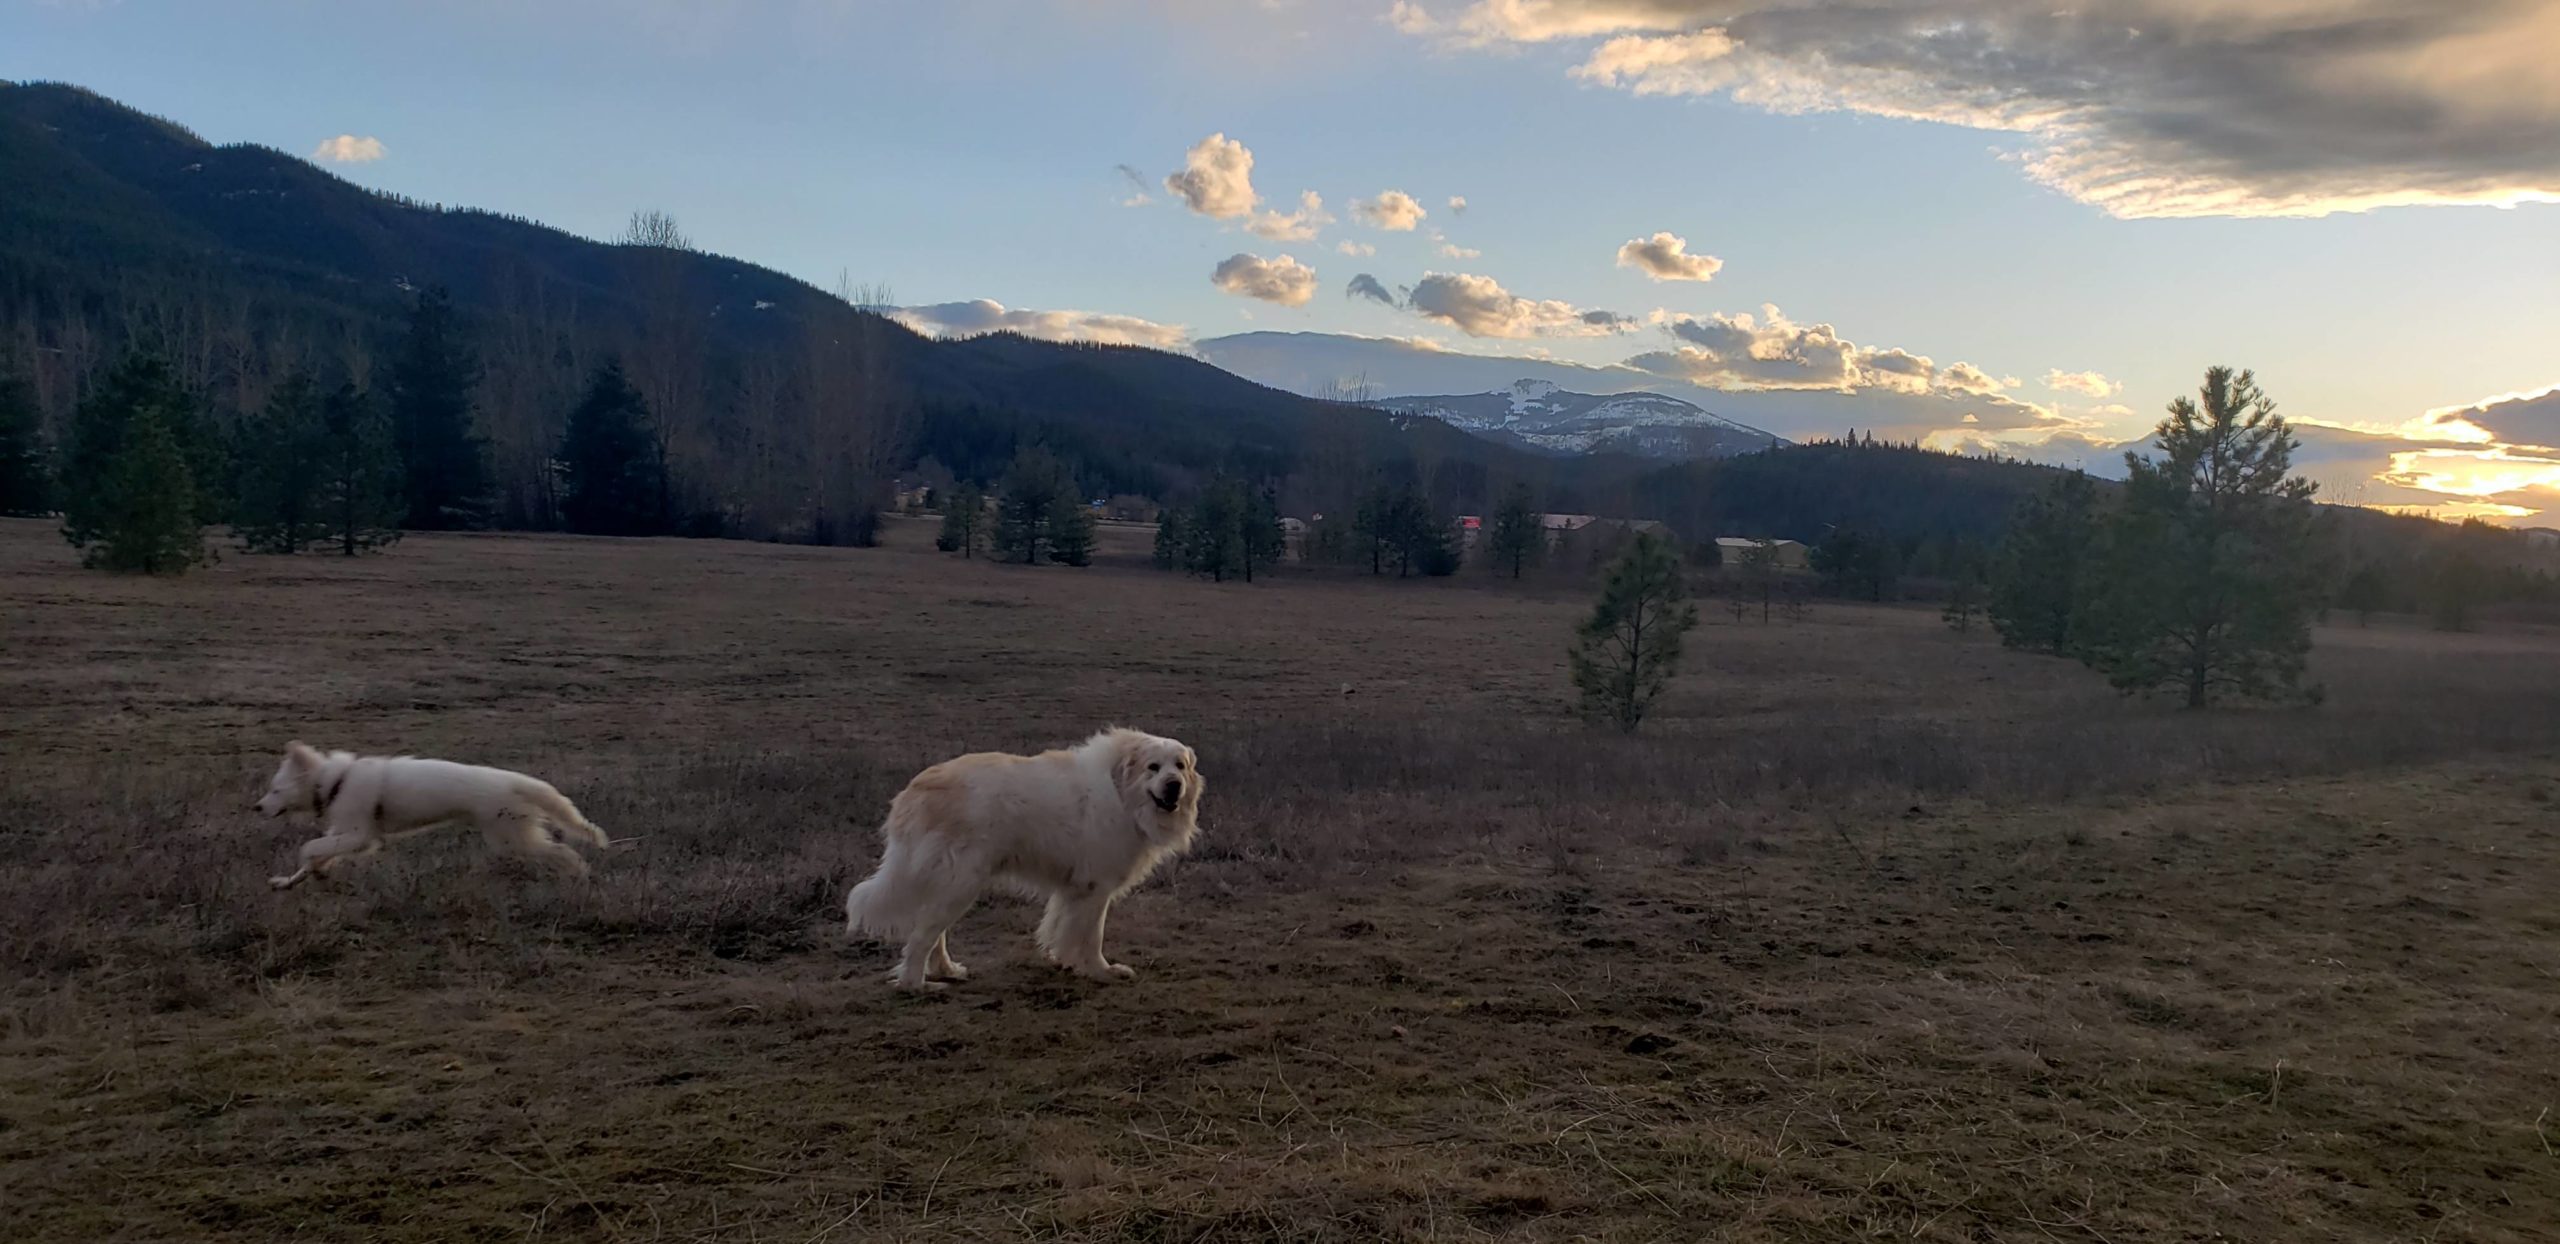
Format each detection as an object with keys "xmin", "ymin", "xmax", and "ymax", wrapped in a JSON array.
[{"xmin": 4, "ymin": 513, "xmax": 2559, "ymax": 1242}]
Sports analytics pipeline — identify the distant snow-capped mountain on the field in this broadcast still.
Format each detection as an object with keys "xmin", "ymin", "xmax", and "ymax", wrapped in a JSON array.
[{"xmin": 1383, "ymin": 379, "xmax": 1784, "ymax": 460}]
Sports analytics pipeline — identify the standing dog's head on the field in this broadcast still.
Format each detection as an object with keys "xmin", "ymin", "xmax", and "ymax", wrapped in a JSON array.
[
  {"xmin": 255, "ymin": 741, "xmax": 340, "ymax": 818},
  {"xmin": 1103, "ymin": 728, "xmax": 1204, "ymax": 829}
]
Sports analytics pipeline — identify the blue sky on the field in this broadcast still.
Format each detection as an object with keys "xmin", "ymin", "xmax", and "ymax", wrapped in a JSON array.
[{"xmin": 8, "ymin": 0, "xmax": 2559, "ymax": 516}]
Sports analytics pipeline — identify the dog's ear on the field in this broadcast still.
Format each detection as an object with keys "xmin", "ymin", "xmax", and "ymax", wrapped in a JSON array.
[
  {"xmin": 285, "ymin": 741, "xmax": 322, "ymax": 771},
  {"xmin": 1111, "ymin": 734, "xmax": 1145, "ymax": 799}
]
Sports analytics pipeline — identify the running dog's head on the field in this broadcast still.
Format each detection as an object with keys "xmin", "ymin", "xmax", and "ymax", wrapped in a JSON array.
[
  {"xmin": 255, "ymin": 741, "xmax": 339, "ymax": 818},
  {"xmin": 1105, "ymin": 729, "xmax": 1204, "ymax": 824}
]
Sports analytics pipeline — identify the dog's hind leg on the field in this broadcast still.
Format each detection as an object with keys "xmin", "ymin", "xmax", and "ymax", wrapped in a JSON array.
[
  {"xmin": 484, "ymin": 810, "xmax": 589, "ymax": 881},
  {"xmin": 926, "ymin": 933, "xmax": 969, "ymax": 982},
  {"xmin": 890, "ymin": 889, "xmax": 977, "ymax": 992}
]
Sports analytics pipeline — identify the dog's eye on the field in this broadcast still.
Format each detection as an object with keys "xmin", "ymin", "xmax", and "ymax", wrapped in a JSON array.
[{"xmin": 1148, "ymin": 763, "xmax": 1161, "ymax": 772}]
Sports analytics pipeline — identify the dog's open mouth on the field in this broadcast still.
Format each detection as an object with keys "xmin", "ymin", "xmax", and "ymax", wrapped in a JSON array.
[{"xmin": 1151, "ymin": 789, "xmax": 1180, "ymax": 812}]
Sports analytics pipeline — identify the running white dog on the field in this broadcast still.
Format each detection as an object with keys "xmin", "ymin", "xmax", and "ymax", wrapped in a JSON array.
[
  {"xmin": 844, "ymin": 728, "xmax": 1205, "ymax": 990},
  {"xmin": 255, "ymin": 741, "xmax": 609, "ymax": 889}
]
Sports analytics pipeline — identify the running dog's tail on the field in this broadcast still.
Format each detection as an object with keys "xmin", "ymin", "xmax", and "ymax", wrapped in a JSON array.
[{"xmin": 522, "ymin": 783, "xmax": 610, "ymax": 849}]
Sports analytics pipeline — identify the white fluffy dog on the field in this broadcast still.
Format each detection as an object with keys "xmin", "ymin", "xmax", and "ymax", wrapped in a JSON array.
[
  {"xmin": 844, "ymin": 728, "xmax": 1205, "ymax": 990},
  {"xmin": 255, "ymin": 741, "xmax": 609, "ymax": 889}
]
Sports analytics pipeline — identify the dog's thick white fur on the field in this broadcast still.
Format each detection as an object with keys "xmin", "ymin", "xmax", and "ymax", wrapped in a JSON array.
[
  {"xmin": 256, "ymin": 741, "xmax": 609, "ymax": 889},
  {"xmin": 844, "ymin": 728, "xmax": 1204, "ymax": 990}
]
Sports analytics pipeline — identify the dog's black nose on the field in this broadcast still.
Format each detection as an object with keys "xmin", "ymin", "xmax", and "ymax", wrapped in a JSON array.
[{"xmin": 1164, "ymin": 779, "xmax": 1183, "ymax": 799}]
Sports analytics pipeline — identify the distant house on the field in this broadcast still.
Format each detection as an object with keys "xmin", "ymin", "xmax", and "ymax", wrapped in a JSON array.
[
  {"xmin": 1541, "ymin": 513, "xmax": 1600, "ymax": 535},
  {"xmin": 1714, "ymin": 536, "xmax": 1810, "ymax": 569},
  {"xmin": 891, "ymin": 480, "xmax": 936, "ymax": 512}
]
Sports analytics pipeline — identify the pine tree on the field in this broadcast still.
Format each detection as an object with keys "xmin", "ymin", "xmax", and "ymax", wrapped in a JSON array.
[
  {"xmin": 315, "ymin": 384, "xmax": 404, "ymax": 555},
  {"xmin": 0, "ymin": 369, "xmax": 47, "ymax": 516},
  {"xmin": 556, "ymin": 361, "xmax": 668, "ymax": 536},
  {"xmin": 1942, "ymin": 563, "xmax": 1987, "ymax": 632},
  {"xmin": 1352, "ymin": 484, "xmax": 1395, "ymax": 575},
  {"xmin": 1152, "ymin": 507, "xmax": 1188, "ymax": 571},
  {"xmin": 2336, "ymin": 562, "xmax": 2390, "ymax": 627},
  {"xmin": 234, "ymin": 373, "xmax": 328, "ymax": 553},
  {"xmin": 1988, "ymin": 472, "xmax": 2097, "ymax": 653},
  {"xmin": 60, "ymin": 351, "xmax": 217, "ymax": 562},
  {"xmin": 1812, "ymin": 526, "xmax": 1898, "ymax": 601},
  {"xmin": 2076, "ymin": 367, "xmax": 2323, "ymax": 707},
  {"xmin": 1046, "ymin": 490, "xmax": 1096, "ymax": 567},
  {"xmin": 936, "ymin": 484, "xmax": 987, "ymax": 557},
  {"xmin": 1486, "ymin": 483, "xmax": 1542, "ymax": 579},
  {"xmin": 1239, "ymin": 484, "xmax": 1285, "ymax": 582},
  {"xmin": 1185, "ymin": 481, "xmax": 1245, "ymax": 581},
  {"xmin": 81, "ymin": 405, "xmax": 207, "ymax": 574},
  {"xmin": 992, "ymin": 448, "xmax": 1073, "ymax": 564},
  {"xmin": 1569, "ymin": 532, "xmax": 1699, "ymax": 732},
  {"xmin": 2426, "ymin": 552, "xmax": 2486, "ymax": 632},
  {"xmin": 1733, "ymin": 539, "xmax": 1781, "ymax": 623},
  {"xmin": 388, "ymin": 287, "xmax": 489, "ymax": 529}
]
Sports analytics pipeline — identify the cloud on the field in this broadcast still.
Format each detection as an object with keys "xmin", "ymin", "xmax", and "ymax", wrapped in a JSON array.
[
  {"xmin": 1212, "ymin": 253, "xmax": 1319, "ymax": 306},
  {"xmin": 1163, "ymin": 133, "xmax": 1259, "ymax": 220},
  {"xmin": 1447, "ymin": 195, "xmax": 1469, "ymax": 215},
  {"xmin": 1636, "ymin": 304, "xmax": 2060, "ymax": 435},
  {"xmin": 2398, "ymin": 385, "xmax": 2560, "ymax": 448},
  {"xmin": 1937, "ymin": 362, "xmax": 2008, "ymax": 397},
  {"xmin": 1615, "ymin": 231, "xmax": 1722, "ymax": 282},
  {"xmin": 1247, "ymin": 190, "xmax": 1333, "ymax": 241},
  {"xmin": 891, "ymin": 299, "xmax": 1188, "ymax": 350},
  {"xmin": 2043, "ymin": 369, "xmax": 2120, "ymax": 398},
  {"xmin": 1352, "ymin": 190, "xmax": 1428, "ymax": 231},
  {"xmin": 1113, "ymin": 163, "xmax": 1153, "ymax": 207},
  {"xmin": 1407, "ymin": 272, "xmax": 1638, "ymax": 339},
  {"xmin": 1346, "ymin": 273, "xmax": 1401, "ymax": 307},
  {"xmin": 1337, "ymin": 239, "xmax": 1377, "ymax": 256},
  {"xmin": 1432, "ymin": 232, "xmax": 1482, "ymax": 259},
  {"xmin": 311, "ymin": 134, "xmax": 387, "ymax": 164},
  {"xmin": 1394, "ymin": 1, "xmax": 2560, "ymax": 218}
]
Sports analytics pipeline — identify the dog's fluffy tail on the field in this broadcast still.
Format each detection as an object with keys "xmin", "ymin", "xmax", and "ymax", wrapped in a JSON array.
[
  {"xmin": 521, "ymin": 782, "xmax": 609, "ymax": 849},
  {"xmin": 843, "ymin": 837, "xmax": 921, "ymax": 940}
]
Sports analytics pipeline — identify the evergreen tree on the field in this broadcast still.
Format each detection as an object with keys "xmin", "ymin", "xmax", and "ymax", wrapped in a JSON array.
[
  {"xmin": 1239, "ymin": 484, "xmax": 1285, "ymax": 582},
  {"xmin": 1812, "ymin": 525, "xmax": 1899, "ymax": 601},
  {"xmin": 80, "ymin": 405, "xmax": 207, "ymax": 574},
  {"xmin": 1988, "ymin": 472, "xmax": 2097, "ymax": 653},
  {"xmin": 992, "ymin": 447, "xmax": 1074, "ymax": 564},
  {"xmin": 315, "ymin": 384, "xmax": 404, "ymax": 555},
  {"xmin": 388, "ymin": 286, "xmax": 489, "ymax": 529},
  {"xmin": 1569, "ymin": 533, "xmax": 1699, "ymax": 732},
  {"xmin": 2425, "ymin": 552, "xmax": 2487, "ymax": 632},
  {"xmin": 2077, "ymin": 367, "xmax": 2323, "ymax": 707},
  {"xmin": 936, "ymin": 484, "xmax": 987, "ymax": 558},
  {"xmin": 1733, "ymin": 539, "xmax": 1781, "ymax": 623},
  {"xmin": 556, "ymin": 361, "xmax": 668, "ymax": 536},
  {"xmin": 1942, "ymin": 563, "xmax": 1987, "ymax": 632},
  {"xmin": 1486, "ymin": 483, "xmax": 1542, "ymax": 579},
  {"xmin": 1352, "ymin": 483, "xmax": 1395, "ymax": 575},
  {"xmin": 1184, "ymin": 481, "xmax": 1245, "ymax": 582},
  {"xmin": 1152, "ymin": 507, "xmax": 1188, "ymax": 571},
  {"xmin": 60, "ymin": 351, "xmax": 218, "ymax": 560},
  {"xmin": 234, "ymin": 373, "xmax": 327, "ymax": 553},
  {"xmin": 1046, "ymin": 489, "xmax": 1096, "ymax": 567},
  {"xmin": 2337, "ymin": 562, "xmax": 2390, "ymax": 627},
  {"xmin": 0, "ymin": 369, "xmax": 47, "ymax": 516}
]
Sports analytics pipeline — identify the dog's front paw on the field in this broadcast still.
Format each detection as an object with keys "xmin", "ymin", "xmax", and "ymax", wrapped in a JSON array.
[
  {"xmin": 268, "ymin": 873, "xmax": 303, "ymax": 890},
  {"xmin": 1075, "ymin": 962, "xmax": 1135, "ymax": 983},
  {"xmin": 887, "ymin": 972, "xmax": 948, "ymax": 993},
  {"xmin": 929, "ymin": 962, "xmax": 970, "ymax": 981}
]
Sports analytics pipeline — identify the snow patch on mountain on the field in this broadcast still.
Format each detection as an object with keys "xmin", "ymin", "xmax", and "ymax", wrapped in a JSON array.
[{"xmin": 1384, "ymin": 380, "xmax": 1784, "ymax": 461}]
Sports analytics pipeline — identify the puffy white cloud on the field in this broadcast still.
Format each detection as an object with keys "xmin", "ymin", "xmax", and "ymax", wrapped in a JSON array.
[
  {"xmin": 1446, "ymin": 195, "xmax": 1469, "ymax": 215},
  {"xmin": 1336, "ymin": 239, "xmax": 1377, "ymax": 257},
  {"xmin": 311, "ymin": 134, "xmax": 387, "ymax": 164},
  {"xmin": 1937, "ymin": 362, "xmax": 2008, "ymax": 397},
  {"xmin": 1636, "ymin": 305, "xmax": 2057, "ymax": 436},
  {"xmin": 1614, "ymin": 231, "xmax": 1722, "ymax": 282},
  {"xmin": 1212, "ymin": 252, "xmax": 1319, "ymax": 306},
  {"xmin": 891, "ymin": 299, "xmax": 1189, "ymax": 350},
  {"xmin": 2043, "ymin": 369, "xmax": 2120, "ymax": 398},
  {"xmin": 1351, "ymin": 190, "xmax": 1428, "ymax": 231},
  {"xmin": 2398, "ymin": 385, "xmax": 2560, "ymax": 448},
  {"xmin": 1248, "ymin": 190, "xmax": 1333, "ymax": 241},
  {"xmin": 1345, "ymin": 273, "xmax": 1401, "ymax": 307},
  {"xmin": 1407, "ymin": 271, "xmax": 1637, "ymax": 338},
  {"xmin": 1432, "ymin": 232, "xmax": 1482, "ymax": 259},
  {"xmin": 1163, "ymin": 133, "xmax": 1259, "ymax": 220},
  {"xmin": 1397, "ymin": 1, "xmax": 2560, "ymax": 218}
]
